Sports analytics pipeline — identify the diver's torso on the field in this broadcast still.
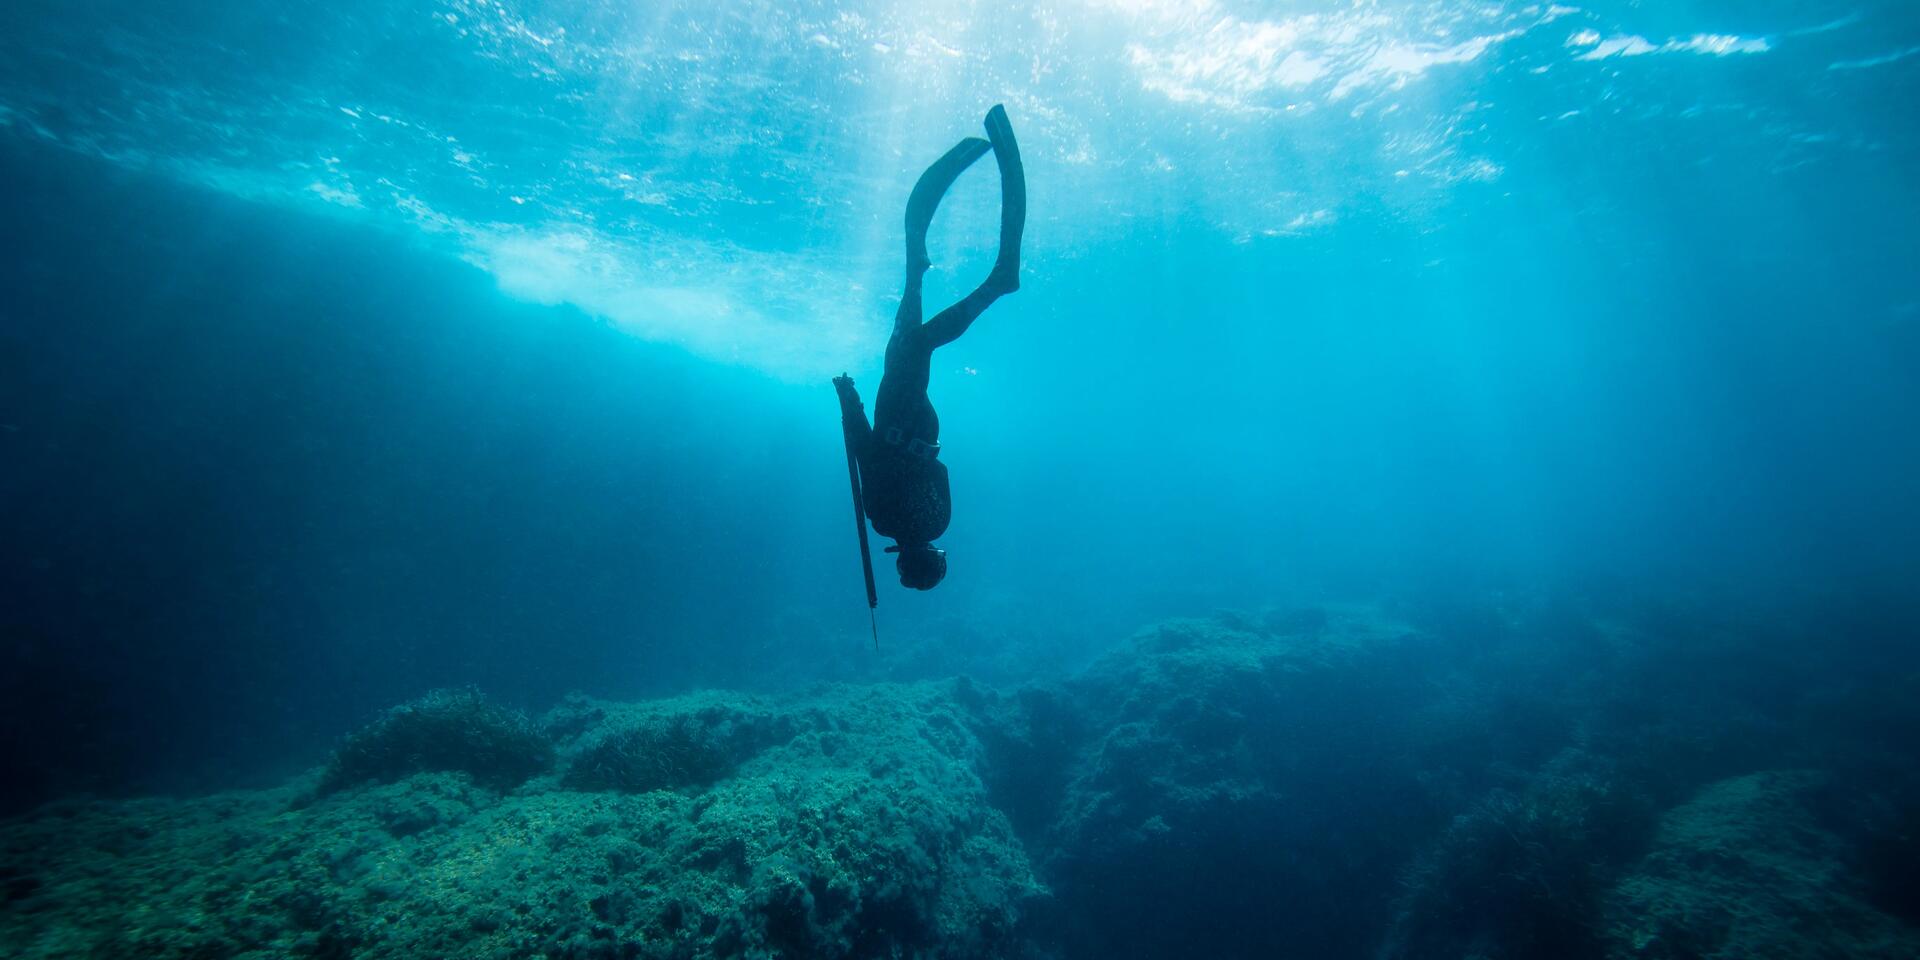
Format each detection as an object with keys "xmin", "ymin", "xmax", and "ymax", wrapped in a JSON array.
[
  {"xmin": 866, "ymin": 326, "xmax": 950, "ymax": 543},
  {"xmin": 860, "ymin": 441, "xmax": 950, "ymax": 544}
]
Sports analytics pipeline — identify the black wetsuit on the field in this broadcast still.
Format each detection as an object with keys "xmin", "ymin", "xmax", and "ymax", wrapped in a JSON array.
[{"xmin": 836, "ymin": 105, "xmax": 1025, "ymax": 555}]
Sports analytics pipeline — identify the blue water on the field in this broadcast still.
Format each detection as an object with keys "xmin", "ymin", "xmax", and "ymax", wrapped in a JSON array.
[{"xmin": 2, "ymin": 1, "xmax": 1918, "ymax": 952}]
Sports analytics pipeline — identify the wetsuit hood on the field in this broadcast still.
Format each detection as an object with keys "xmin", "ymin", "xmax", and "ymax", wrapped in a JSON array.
[{"xmin": 886, "ymin": 542, "xmax": 948, "ymax": 590}]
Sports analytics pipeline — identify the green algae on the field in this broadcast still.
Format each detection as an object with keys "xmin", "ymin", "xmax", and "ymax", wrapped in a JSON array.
[
  {"xmin": 1605, "ymin": 771, "xmax": 1920, "ymax": 960},
  {"xmin": 5, "ymin": 607, "xmax": 1918, "ymax": 960},
  {"xmin": 0, "ymin": 682, "xmax": 1042, "ymax": 960},
  {"xmin": 320, "ymin": 688, "xmax": 554, "ymax": 794}
]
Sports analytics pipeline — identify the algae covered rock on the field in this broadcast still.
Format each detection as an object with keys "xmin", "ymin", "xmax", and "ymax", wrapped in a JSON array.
[
  {"xmin": 1603, "ymin": 770, "xmax": 1920, "ymax": 960},
  {"xmin": 556, "ymin": 692, "xmax": 795, "ymax": 794},
  {"xmin": 7, "ymin": 605, "xmax": 1913, "ymax": 960},
  {"xmin": 1035, "ymin": 608, "xmax": 1445, "ymax": 958},
  {"xmin": 1382, "ymin": 750, "xmax": 1654, "ymax": 960},
  {"xmin": 0, "ymin": 682, "xmax": 1043, "ymax": 960},
  {"xmin": 320, "ymin": 688, "xmax": 555, "ymax": 793}
]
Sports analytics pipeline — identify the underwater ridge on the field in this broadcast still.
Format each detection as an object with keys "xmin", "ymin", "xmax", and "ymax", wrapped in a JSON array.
[{"xmin": 4, "ymin": 603, "xmax": 1916, "ymax": 959}]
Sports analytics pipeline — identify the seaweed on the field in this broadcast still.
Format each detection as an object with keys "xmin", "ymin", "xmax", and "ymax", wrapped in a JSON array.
[
  {"xmin": 562, "ymin": 702, "xmax": 793, "ymax": 794},
  {"xmin": 1381, "ymin": 752, "xmax": 1653, "ymax": 960},
  {"xmin": 319, "ymin": 688, "xmax": 554, "ymax": 793}
]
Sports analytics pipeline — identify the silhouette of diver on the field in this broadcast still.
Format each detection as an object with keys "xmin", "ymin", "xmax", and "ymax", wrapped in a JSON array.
[{"xmin": 835, "ymin": 104, "xmax": 1025, "ymax": 591}]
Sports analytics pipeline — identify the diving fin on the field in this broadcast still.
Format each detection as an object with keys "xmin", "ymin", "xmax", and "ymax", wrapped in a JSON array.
[
  {"xmin": 905, "ymin": 137, "xmax": 992, "ymax": 275},
  {"xmin": 982, "ymin": 104, "xmax": 1025, "ymax": 295}
]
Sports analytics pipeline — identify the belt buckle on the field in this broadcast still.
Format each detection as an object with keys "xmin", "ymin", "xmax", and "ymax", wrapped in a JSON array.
[{"xmin": 906, "ymin": 438, "xmax": 936, "ymax": 459}]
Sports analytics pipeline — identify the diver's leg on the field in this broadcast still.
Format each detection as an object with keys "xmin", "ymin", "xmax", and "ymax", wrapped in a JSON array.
[
  {"xmin": 924, "ymin": 106, "xmax": 1027, "ymax": 349},
  {"xmin": 906, "ymin": 137, "xmax": 992, "ymax": 278},
  {"xmin": 889, "ymin": 274, "xmax": 924, "ymax": 344},
  {"xmin": 921, "ymin": 289, "xmax": 996, "ymax": 349}
]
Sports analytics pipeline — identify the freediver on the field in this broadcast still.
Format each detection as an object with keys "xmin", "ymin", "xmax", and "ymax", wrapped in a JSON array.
[{"xmin": 835, "ymin": 104, "xmax": 1026, "ymax": 591}]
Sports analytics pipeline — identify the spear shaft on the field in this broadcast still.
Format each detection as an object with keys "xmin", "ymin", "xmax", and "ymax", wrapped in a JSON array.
[{"xmin": 840, "ymin": 405, "xmax": 879, "ymax": 650}]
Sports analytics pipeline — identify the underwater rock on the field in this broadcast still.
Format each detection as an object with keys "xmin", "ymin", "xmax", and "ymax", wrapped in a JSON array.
[
  {"xmin": 0, "ymin": 682, "xmax": 1042, "ymax": 960},
  {"xmin": 1031, "ymin": 607, "xmax": 1449, "ymax": 958},
  {"xmin": 1381, "ymin": 750, "xmax": 1654, "ymax": 960},
  {"xmin": 319, "ymin": 688, "xmax": 555, "ymax": 793},
  {"xmin": 4, "ymin": 605, "xmax": 1915, "ymax": 959},
  {"xmin": 555, "ymin": 692, "xmax": 796, "ymax": 794},
  {"xmin": 1603, "ymin": 770, "xmax": 1920, "ymax": 960}
]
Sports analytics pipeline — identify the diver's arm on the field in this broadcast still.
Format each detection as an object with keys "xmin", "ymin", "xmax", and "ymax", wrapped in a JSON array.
[{"xmin": 834, "ymin": 374, "xmax": 872, "ymax": 446}]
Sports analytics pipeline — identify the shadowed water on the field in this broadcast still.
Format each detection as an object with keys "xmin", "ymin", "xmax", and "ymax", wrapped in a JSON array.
[{"xmin": 2, "ymin": 0, "xmax": 1918, "ymax": 957}]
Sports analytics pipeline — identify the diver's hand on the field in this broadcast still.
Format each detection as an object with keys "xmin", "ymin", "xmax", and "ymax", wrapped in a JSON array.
[{"xmin": 833, "ymin": 374, "xmax": 855, "ymax": 393}]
